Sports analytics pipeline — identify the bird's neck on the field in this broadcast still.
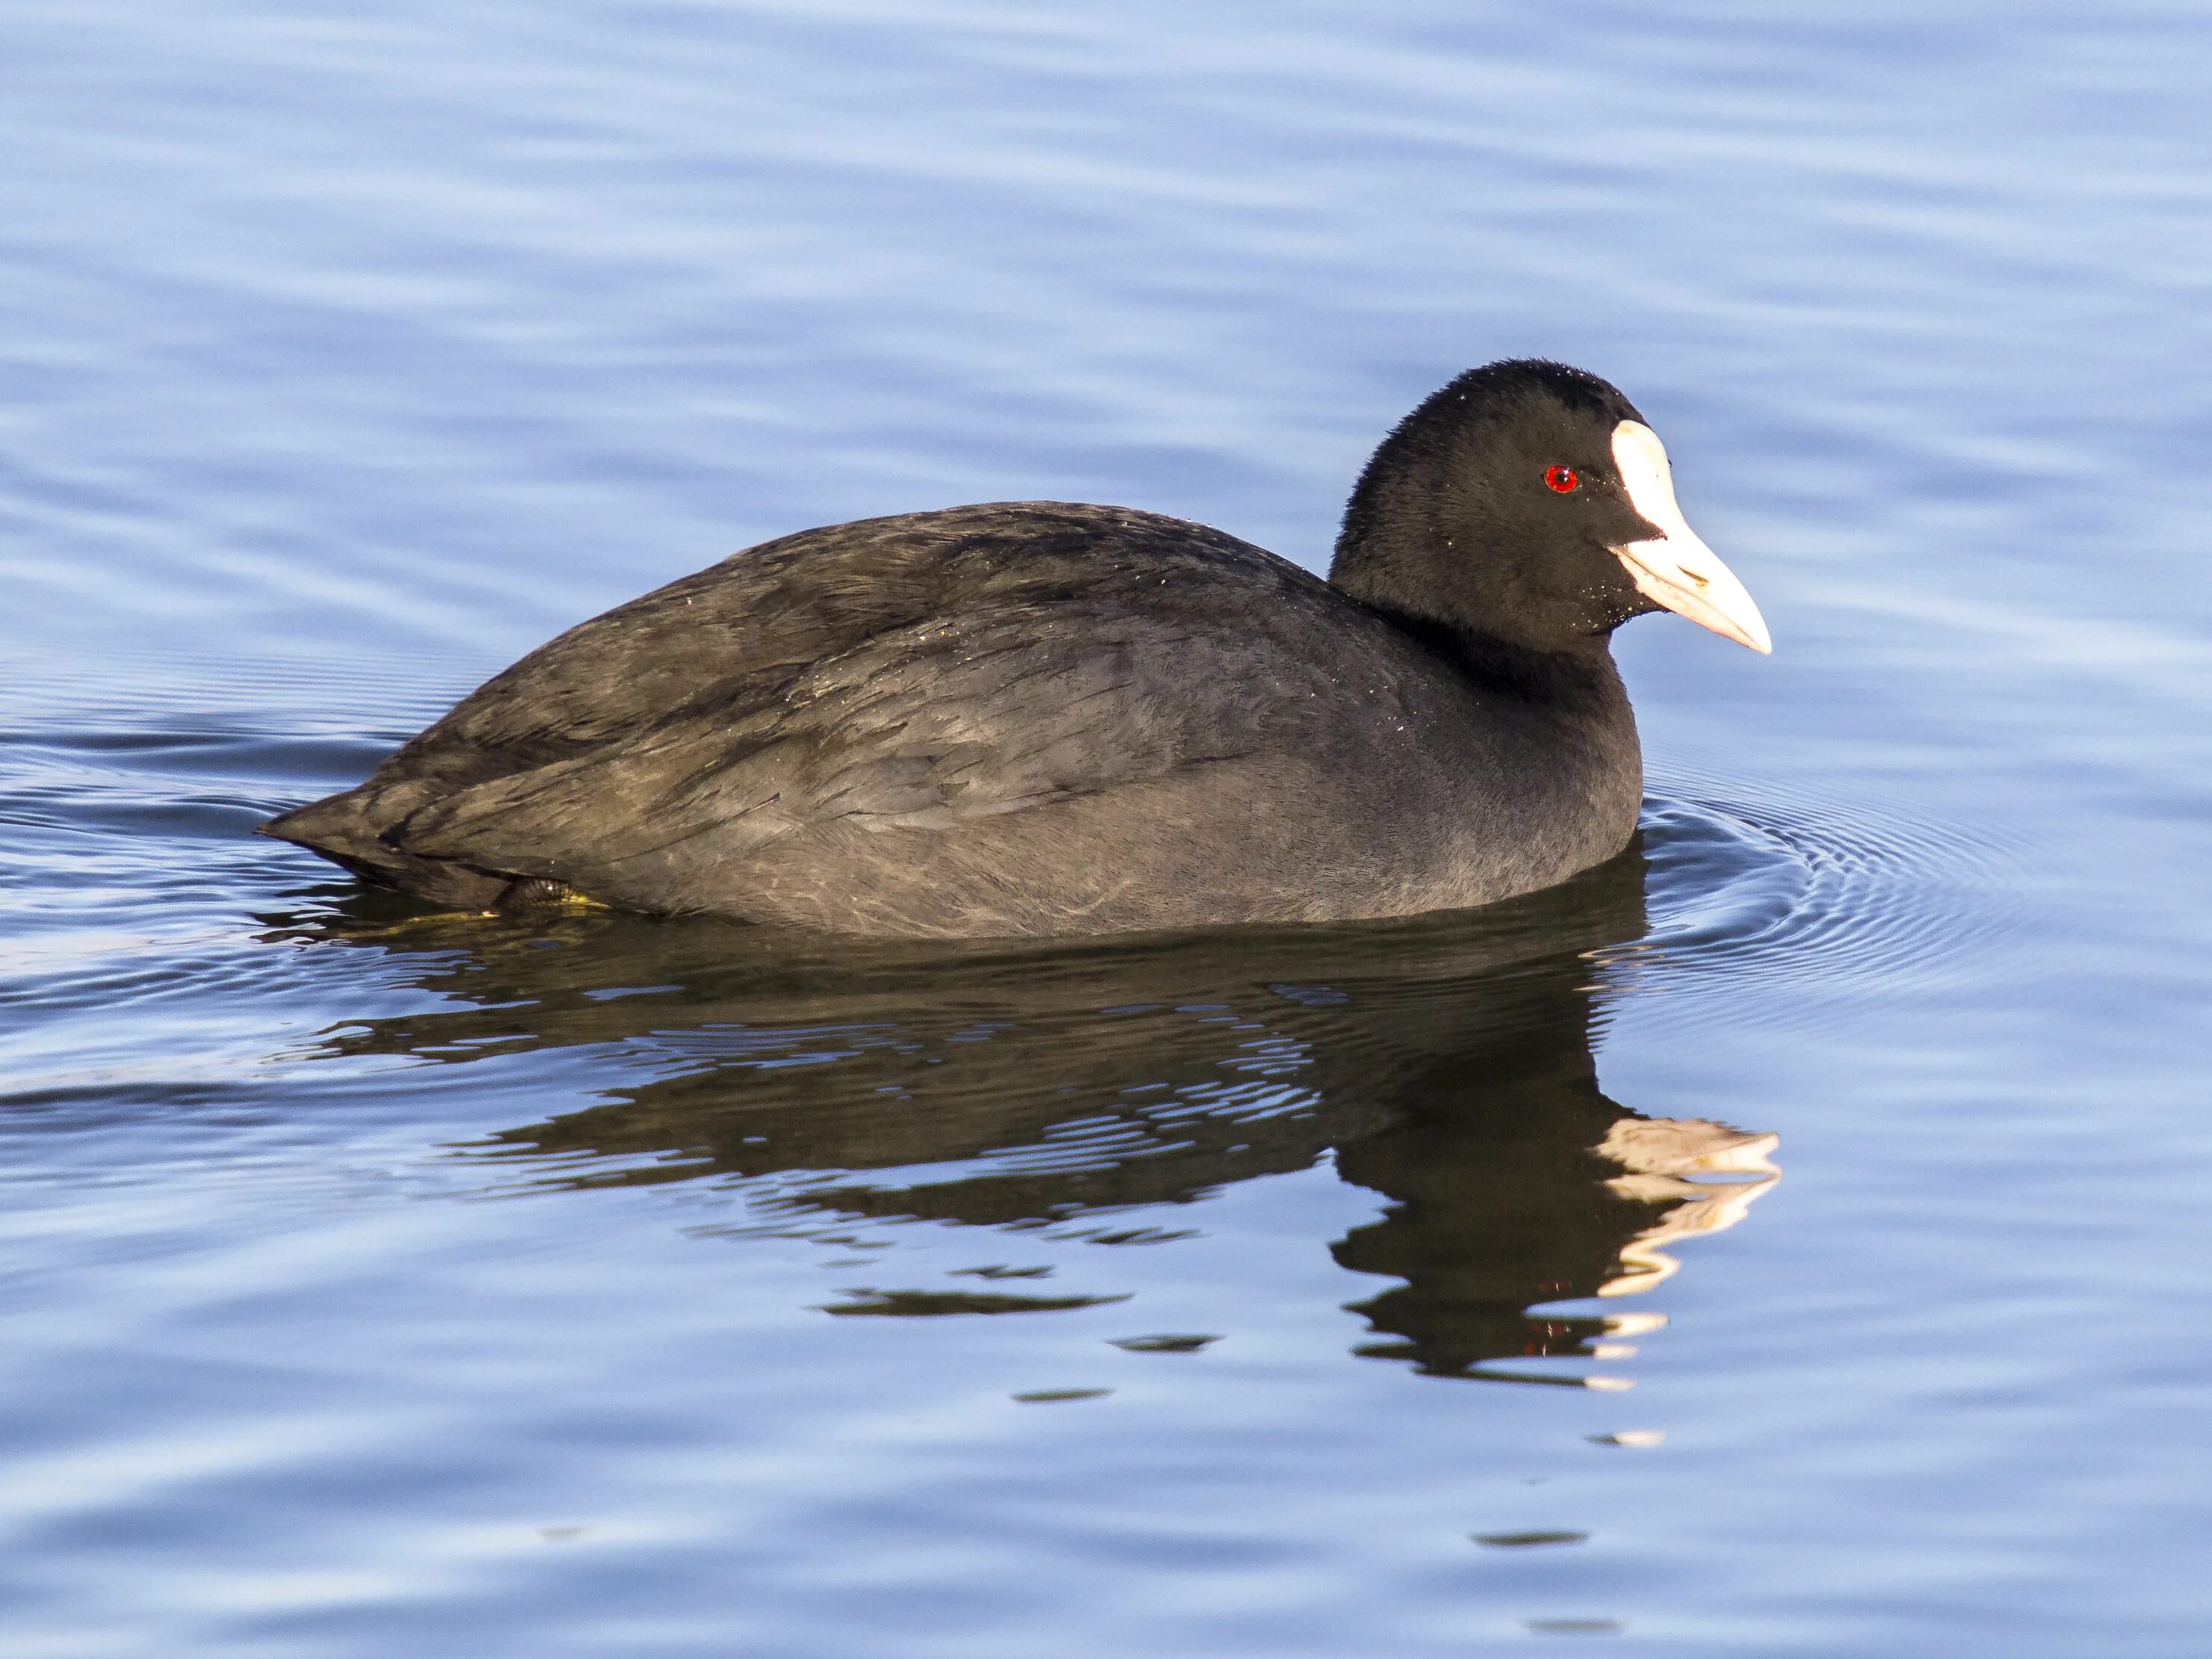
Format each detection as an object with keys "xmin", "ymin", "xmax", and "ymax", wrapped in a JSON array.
[
  {"xmin": 1335, "ymin": 587, "xmax": 1629, "ymax": 712},
  {"xmin": 1451, "ymin": 628, "xmax": 1628, "ymax": 711}
]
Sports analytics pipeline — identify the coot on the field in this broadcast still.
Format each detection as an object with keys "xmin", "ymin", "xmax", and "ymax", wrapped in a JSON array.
[{"xmin": 262, "ymin": 360, "xmax": 1769, "ymax": 936}]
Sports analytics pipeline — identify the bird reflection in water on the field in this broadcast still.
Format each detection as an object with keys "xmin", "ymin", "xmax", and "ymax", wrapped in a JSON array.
[{"xmin": 268, "ymin": 838, "xmax": 1776, "ymax": 1383}]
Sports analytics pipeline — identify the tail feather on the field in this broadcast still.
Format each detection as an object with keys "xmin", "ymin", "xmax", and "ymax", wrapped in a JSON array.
[{"xmin": 259, "ymin": 788, "xmax": 513, "ymax": 909}]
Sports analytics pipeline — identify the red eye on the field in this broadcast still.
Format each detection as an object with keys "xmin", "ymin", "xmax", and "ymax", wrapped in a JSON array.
[{"xmin": 1544, "ymin": 466, "xmax": 1580, "ymax": 494}]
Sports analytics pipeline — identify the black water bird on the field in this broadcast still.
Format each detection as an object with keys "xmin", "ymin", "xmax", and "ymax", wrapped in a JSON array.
[{"xmin": 262, "ymin": 360, "xmax": 1770, "ymax": 936}]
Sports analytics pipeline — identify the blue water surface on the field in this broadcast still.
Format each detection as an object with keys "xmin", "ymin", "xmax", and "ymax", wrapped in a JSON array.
[{"xmin": 4, "ymin": 2, "xmax": 2211, "ymax": 1654}]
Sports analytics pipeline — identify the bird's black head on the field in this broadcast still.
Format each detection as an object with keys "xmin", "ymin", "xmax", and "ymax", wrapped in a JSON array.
[{"xmin": 1329, "ymin": 359, "xmax": 1768, "ymax": 668}]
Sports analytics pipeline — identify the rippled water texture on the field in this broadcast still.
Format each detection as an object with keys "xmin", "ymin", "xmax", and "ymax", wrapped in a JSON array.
[{"xmin": 7, "ymin": 3, "xmax": 2212, "ymax": 1654}]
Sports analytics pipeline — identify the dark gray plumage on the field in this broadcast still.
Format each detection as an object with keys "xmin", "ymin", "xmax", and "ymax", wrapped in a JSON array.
[{"xmin": 262, "ymin": 360, "xmax": 1767, "ymax": 937}]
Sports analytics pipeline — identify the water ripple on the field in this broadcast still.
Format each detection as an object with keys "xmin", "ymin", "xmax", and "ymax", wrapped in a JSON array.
[{"xmin": 1630, "ymin": 782, "xmax": 2026, "ymax": 1001}]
